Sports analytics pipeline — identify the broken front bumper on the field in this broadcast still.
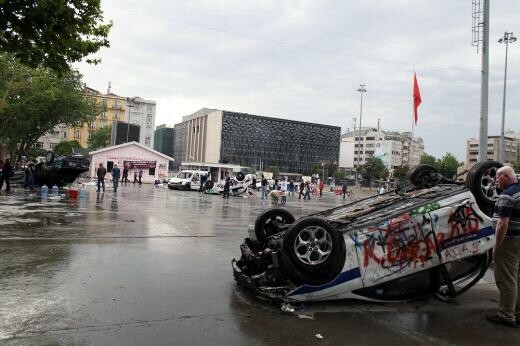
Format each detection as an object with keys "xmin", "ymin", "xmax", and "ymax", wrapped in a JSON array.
[{"xmin": 232, "ymin": 259, "xmax": 291, "ymax": 300}]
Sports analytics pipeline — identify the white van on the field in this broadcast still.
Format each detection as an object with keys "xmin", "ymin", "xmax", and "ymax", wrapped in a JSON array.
[{"xmin": 167, "ymin": 170, "xmax": 209, "ymax": 191}]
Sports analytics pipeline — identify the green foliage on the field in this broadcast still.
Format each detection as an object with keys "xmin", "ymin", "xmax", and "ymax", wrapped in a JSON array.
[
  {"xmin": 88, "ymin": 126, "xmax": 111, "ymax": 150},
  {"xmin": 392, "ymin": 166, "xmax": 410, "ymax": 182},
  {"xmin": 26, "ymin": 147, "xmax": 47, "ymax": 161},
  {"xmin": 420, "ymin": 153, "xmax": 437, "ymax": 167},
  {"xmin": 437, "ymin": 153, "xmax": 460, "ymax": 178},
  {"xmin": 332, "ymin": 171, "xmax": 345, "ymax": 179},
  {"xmin": 0, "ymin": 0, "xmax": 112, "ymax": 73},
  {"xmin": 419, "ymin": 152, "xmax": 461, "ymax": 179},
  {"xmin": 0, "ymin": 54, "xmax": 100, "ymax": 161},
  {"xmin": 54, "ymin": 140, "xmax": 83, "ymax": 156},
  {"xmin": 359, "ymin": 157, "xmax": 388, "ymax": 184}
]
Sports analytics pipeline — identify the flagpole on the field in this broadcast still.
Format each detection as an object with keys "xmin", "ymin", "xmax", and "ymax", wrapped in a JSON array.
[{"xmin": 409, "ymin": 67, "xmax": 415, "ymax": 167}]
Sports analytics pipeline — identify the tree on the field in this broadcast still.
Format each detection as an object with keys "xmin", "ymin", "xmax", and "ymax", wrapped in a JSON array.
[
  {"xmin": 437, "ymin": 153, "xmax": 461, "ymax": 179},
  {"xmin": 359, "ymin": 157, "xmax": 388, "ymax": 185},
  {"xmin": 0, "ymin": 0, "xmax": 112, "ymax": 73},
  {"xmin": 88, "ymin": 126, "xmax": 111, "ymax": 150},
  {"xmin": 0, "ymin": 54, "xmax": 100, "ymax": 161},
  {"xmin": 392, "ymin": 166, "xmax": 410, "ymax": 182},
  {"xmin": 420, "ymin": 153, "xmax": 438, "ymax": 168},
  {"xmin": 54, "ymin": 140, "xmax": 83, "ymax": 156},
  {"xmin": 512, "ymin": 159, "xmax": 520, "ymax": 173}
]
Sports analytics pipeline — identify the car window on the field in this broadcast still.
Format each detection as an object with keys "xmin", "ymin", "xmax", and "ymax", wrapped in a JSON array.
[{"xmin": 176, "ymin": 172, "xmax": 191, "ymax": 179}]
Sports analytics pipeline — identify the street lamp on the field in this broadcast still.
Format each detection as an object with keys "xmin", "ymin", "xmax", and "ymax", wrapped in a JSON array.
[
  {"xmin": 498, "ymin": 32, "xmax": 517, "ymax": 163},
  {"xmin": 356, "ymin": 84, "xmax": 367, "ymax": 186}
]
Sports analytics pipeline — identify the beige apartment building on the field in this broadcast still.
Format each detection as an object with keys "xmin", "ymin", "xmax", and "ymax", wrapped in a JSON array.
[{"xmin": 465, "ymin": 132, "xmax": 520, "ymax": 168}]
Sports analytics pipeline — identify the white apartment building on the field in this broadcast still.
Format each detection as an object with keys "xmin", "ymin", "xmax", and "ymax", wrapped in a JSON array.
[
  {"xmin": 126, "ymin": 96, "xmax": 156, "ymax": 148},
  {"xmin": 339, "ymin": 128, "xmax": 423, "ymax": 169},
  {"xmin": 465, "ymin": 131, "xmax": 520, "ymax": 168},
  {"xmin": 36, "ymin": 124, "xmax": 69, "ymax": 151}
]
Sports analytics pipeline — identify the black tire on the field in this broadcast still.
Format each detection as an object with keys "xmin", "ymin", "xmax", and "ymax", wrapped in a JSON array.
[
  {"xmin": 466, "ymin": 161, "xmax": 502, "ymax": 216},
  {"xmin": 254, "ymin": 208, "xmax": 295, "ymax": 244},
  {"xmin": 282, "ymin": 217, "xmax": 345, "ymax": 285},
  {"xmin": 185, "ymin": 183, "xmax": 191, "ymax": 191},
  {"xmin": 407, "ymin": 164, "xmax": 438, "ymax": 188},
  {"xmin": 204, "ymin": 180, "xmax": 214, "ymax": 190},
  {"xmin": 45, "ymin": 151, "xmax": 55, "ymax": 166},
  {"xmin": 236, "ymin": 172, "xmax": 245, "ymax": 182}
]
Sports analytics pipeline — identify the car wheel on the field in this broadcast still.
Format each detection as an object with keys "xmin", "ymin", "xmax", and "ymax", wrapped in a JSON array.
[
  {"xmin": 254, "ymin": 208, "xmax": 295, "ymax": 244},
  {"xmin": 282, "ymin": 217, "xmax": 345, "ymax": 285},
  {"xmin": 45, "ymin": 151, "xmax": 55, "ymax": 166},
  {"xmin": 407, "ymin": 164, "xmax": 438, "ymax": 188},
  {"xmin": 236, "ymin": 172, "xmax": 245, "ymax": 182},
  {"xmin": 185, "ymin": 183, "xmax": 191, "ymax": 191},
  {"xmin": 466, "ymin": 160, "xmax": 502, "ymax": 216}
]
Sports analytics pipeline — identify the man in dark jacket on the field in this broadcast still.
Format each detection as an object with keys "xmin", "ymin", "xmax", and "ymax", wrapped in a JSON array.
[
  {"xmin": 487, "ymin": 166, "xmax": 520, "ymax": 327},
  {"xmin": 122, "ymin": 165, "xmax": 129, "ymax": 183},
  {"xmin": 112, "ymin": 164, "xmax": 121, "ymax": 192},
  {"xmin": 0, "ymin": 159, "xmax": 13, "ymax": 192},
  {"xmin": 223, "ymin": 172, "xmax": 230, "ymax": 198},
  {"xmin": 96, "ymin": 163, "xmax": 107, "ymax": 192}
]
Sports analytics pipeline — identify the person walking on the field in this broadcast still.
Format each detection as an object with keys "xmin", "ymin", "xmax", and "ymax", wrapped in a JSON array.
[
  {"xmin": 200, "ymin": 173, "xmax": 208, "ymax": 194},
  {"xmin": 342, "ymin": 182, "xmax": 349, "ymax": 199},
  {"xmin": 261, "ymin": 175, "xmax": 268, "ymax": 200},
  {"xmin": 304, "ymin": 181, "xmax": 311, "ymax": 200},
  {"xmin": 133, "ymin": 170, "xmax": 138, "ymax": 184},
  {"xmin": 223, "ymin": 172, "xmax": 230, "ymax": 198},
  {"xmin": 486, "ymin": 166, "xmax": 520, "ymax": 327},
  {"xmin": 112, "ymin": 164, "xmax": 121, "ymax": 192},
  {"xmin": 24, "ymin": 162, "xmax": 35, "ymax": 190},
  {"xmin": 298, "ymin": 180, "xmax": 305, "ymax": 199},
  {"xmin": 96, "ymin": 163, "xmax": 107, "ymax": 192},
  {"xmin": 288, "ymin": 180, "xmax": 295, "ymax": 196},
  {"xmin": 319, "ymin": 180, "xmax": 325, "ymax": 197},
  {"xmin": 138, "ymin": 170, "xmax": 143, "ymax": 185},
  {"xmin": 280, "ymin": 179, "xmax": 288, "ymax": 204},
  {"xmin": 122, "ymin": 165, "xmax": 129, "ymax": 183},
  {"xmin": 0, "ymin": 159, "xmax": 13, "ymax": 192}
]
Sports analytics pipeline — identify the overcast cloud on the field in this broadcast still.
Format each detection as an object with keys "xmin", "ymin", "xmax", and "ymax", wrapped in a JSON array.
[{"xmin": 75, "ymin": 0, "xmax": 520, "ymax": 161}]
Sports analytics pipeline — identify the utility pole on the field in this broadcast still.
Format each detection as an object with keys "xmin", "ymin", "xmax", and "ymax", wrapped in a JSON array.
[
  {"xmin": 498, "ymin": 31, "xmax": 517, "ymax": 163},
  {"xmin": 479, "ymin": 0, "xmax": 490, "ymax": 162},
  {"xmin": 356, "ymin": 84, "xmax": 367, "ymax": 186}
]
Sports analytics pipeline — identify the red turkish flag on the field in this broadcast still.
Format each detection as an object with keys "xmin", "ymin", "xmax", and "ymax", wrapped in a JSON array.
[{"xmin": 413, "ymin": 73, "xmax": 422, "ymax": 124}]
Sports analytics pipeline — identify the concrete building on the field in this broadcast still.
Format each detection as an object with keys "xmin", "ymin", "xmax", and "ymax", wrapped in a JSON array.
[
  {"xmin": 126, "ymin": 96, "xmax": 156, "ymax": 148},
  {"xmin": 339, "ymin": 128, "xmax": 422, "ymax": 170},
  {"xmin": 37, "ymin": 86, "xmax": 156, "ymax": 150},
  {"xmin": 89, "ymin": 141, "xmax": 173, "ymax": 183},
  {"xmin": 153, "ymin": 124, "xmax": 174, "ymax": 158},
  {"xmin": 171, "ymin": 108, "xmax": 341, "ymax": 174},
  {"xmin": 465, "ymin": 131, "xmax": 520, "ymax": 168}
]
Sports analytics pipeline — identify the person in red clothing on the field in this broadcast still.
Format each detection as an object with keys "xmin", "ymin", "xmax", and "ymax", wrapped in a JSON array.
[{"xmin": 319, "ymin": 180, "xmax": 325, "ymax": 197}]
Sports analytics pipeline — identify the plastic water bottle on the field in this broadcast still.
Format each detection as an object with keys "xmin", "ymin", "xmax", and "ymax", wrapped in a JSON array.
[
  {"xmin": 79, "ymin": 184, "xmax": 86, "ymax": 199},
  {"xmin": 41, "ymin": 185, "xmax": 48, "ymax": 198},
  {"xmin": 52, "ymin": 184, "xmax": 59, "ymax": 197}
]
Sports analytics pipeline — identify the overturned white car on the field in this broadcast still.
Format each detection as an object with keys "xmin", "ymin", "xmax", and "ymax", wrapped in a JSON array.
[{"xmin": 232, "ymin": 162, "xmax": 502, "ymax": 302}]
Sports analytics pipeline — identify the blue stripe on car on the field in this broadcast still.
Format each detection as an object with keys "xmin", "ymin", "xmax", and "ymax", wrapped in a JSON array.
[
  {"xmin": 287, "ymin": 267, "xmax": 362, "ymax": 297},
  {"xmin": 439, "ymin": 226, "xmax": 494, "ymax": 251}
]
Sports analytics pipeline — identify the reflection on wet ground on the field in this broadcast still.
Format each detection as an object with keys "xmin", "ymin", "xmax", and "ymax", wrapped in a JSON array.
[{"xmin": 1, "ymin": 185, "xmax": 519, "ymax": 345}]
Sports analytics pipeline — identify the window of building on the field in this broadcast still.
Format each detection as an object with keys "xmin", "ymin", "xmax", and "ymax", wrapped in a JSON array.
[
  {"xmin": 145, "ymin": 137, "xmax": 151, "ymax": 145},
  {"xmin": 50, "ymin": 143, "xmax": 57, "ymax": 150},
  {"xmin": 487, "ymin": 151, "xmax": 494, "ymax": 155},
  {"xmin": 107, "ymin": 161, "xmax": 113, "ymax": 173},
  {"xmin": 469, "ymin": 144, "xmax": 478, "ymax": 148},
  {"xmin": 366, "ymin": 137, "xmax": 375, "ymax": 140},
  {"xmin": 74, "ymin": 130, "xmax": 81, "ymax": 139},
  {"xmin": 149, "ymin": 167, "xmax": 155, "ymax": 175},
  {"xmin": 35, "ymin": 142, "xmax": 43, "ymax": 149}
]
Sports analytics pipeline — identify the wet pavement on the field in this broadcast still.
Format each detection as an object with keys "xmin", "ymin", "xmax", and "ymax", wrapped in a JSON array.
[{"xmin": 1, "ymin": 184, "xmax": 519, "ymax": 345}]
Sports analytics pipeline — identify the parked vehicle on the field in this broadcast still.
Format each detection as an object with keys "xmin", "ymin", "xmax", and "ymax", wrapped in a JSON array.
[
  {"xmin": 232, "ymin": 162, "xmax": 502, "ymax": 302},
  {"xmin": 12, "ymin": 152, "xmax": 90, "ymax": 187},
  {"xmin": 167, "ymin": 170, "xmax": 209, "ymax": 190}
]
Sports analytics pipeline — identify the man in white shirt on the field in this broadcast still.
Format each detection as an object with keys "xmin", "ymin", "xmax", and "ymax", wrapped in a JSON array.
[{"xmin": 280, "ymin": 179, "xmax": 288, "ymax": 204}]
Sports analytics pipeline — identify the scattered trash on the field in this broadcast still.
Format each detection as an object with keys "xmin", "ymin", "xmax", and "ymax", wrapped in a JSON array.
[
  {"xmin": 281, "ymin": 302, "xmax": 295, "ymax": 313},
  {"xmin": 297, "ymin": 314, "xmax": 314, "ymax": 320},
  {"xmin": 315, "ymin": 334, "xmax": 324, "ymax": 339}
]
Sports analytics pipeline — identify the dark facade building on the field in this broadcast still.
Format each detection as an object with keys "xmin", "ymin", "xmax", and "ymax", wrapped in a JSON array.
[
  {"xmin": 111, "ymin": 121, "xmax": 140, "ymax": 146},
  {"xmin": 153, "ymin": 124, "xmax": 174, "ymax": 158},
  {"xmin": 172, "ymin": 108, "xmax": 341, "ymax": 174},
  {"xmin": 172, "ymin": 122, "xmax": 187, "ymax": 171}
]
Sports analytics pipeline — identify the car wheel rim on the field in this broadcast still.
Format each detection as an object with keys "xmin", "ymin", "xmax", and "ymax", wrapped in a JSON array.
[
  {"xmin": 294, "ymin": 226, "xmax": 332, "ymax": 265},
  {"xmin": 480, "ymin": 168, "xmax": 500, "ymax": 202}
]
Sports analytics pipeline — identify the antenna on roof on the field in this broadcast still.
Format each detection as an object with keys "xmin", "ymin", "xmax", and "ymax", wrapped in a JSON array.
[{"xmin": 107, "ymin": 81, "xmax": 111, "ymax": 94}]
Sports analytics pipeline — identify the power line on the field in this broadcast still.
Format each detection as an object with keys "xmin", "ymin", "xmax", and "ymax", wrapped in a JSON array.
[{"xmin": 105, "ymin": 3, "xmax": 479, "ymax": 73}]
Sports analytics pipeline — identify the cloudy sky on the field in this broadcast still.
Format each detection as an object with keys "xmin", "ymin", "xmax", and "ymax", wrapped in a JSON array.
[{"xmin": 75, "ymin": 0, "xmax": 520, "ymax": 161}]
